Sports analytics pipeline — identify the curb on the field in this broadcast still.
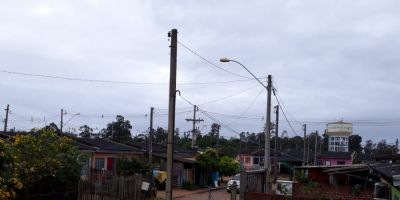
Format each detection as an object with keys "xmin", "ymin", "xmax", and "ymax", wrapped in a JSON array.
[{"xmin": 173, "ymin": 187, "xmax": 225, "ymax": 199}]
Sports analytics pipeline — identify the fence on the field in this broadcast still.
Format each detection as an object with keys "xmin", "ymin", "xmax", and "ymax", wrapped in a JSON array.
[{"xmin": 78, "ymin": 172, "xmax": 146, "ymax": 200}]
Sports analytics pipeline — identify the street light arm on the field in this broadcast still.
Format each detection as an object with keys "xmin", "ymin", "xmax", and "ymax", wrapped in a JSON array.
[{"xmin": 220, "ymin": 58, "xmax": 268, "ymax": 89}]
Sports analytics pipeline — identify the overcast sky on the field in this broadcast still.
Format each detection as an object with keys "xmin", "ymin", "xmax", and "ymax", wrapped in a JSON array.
[{"xmin": 1, "ymin": 0, "xmax": 400, "ymax": 144}]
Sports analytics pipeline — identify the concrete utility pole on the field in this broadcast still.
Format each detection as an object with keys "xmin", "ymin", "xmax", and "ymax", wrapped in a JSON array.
[
  {"xmin": 303, "ymin": 124, "xmax": 307, "ymax": 165},
  {"xmin": 166, "ymin": 28, "xmax": 177, "ymax": 200},
  {"xmin": 60, "ymin": 109, "xmax": 64, "ymax": 134},
  {"xmin": 185, "ymin": 105, "xmax": 203, "ymax": 149},
  {"xmin": 273, "ymin": 105, "xmax": 279, "ymax": 182},
  {"xmin": 149, "ymin": 107, "xmax": 154, "ymax": 164},
  {"xmin": 3, "ymin": 104, "xmax": 9, "ymax": 132},
  {"xmin": 314, "ymin": 130, "xmax": 318, "ymax": 165},
  {"xmin": 264, "ymin": 75, "xmax": 272, "ymax": 193}
]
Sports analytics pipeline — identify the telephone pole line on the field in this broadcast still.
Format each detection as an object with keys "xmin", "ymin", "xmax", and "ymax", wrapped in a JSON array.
[
  {"xmin": 303, "ymin": 124, "xmax": 307, "ymax": 165},
  {"xmin": 264, "ymin": 75, "xmax": 272, "ymax": 193},
  {"xmin": 314, "ymin": 130, "xmax": 318, "ymax": 165},
  {"xmin": 3, "ymin": 104, "xmax": 9, "ymax": 132},
  {"xmin": 273, "ymin": 105, "xmax": 279, "ymax": 182},
  {"xmin": 166, "ymin": 28, "xmax": 177, "ymax": 200},
  {"xmin": 216, "ymin": 124, "xmax": 220, "ymax": 152},
  {"xmin": 149, "ymin": 107, "xmax": 154, "ymax": 164},
  {"xmin": 185, "ymin": 105, "xmax": 203, "ymax": 149},
  {"xmin": 60, "ymin": 109, "xmax": 64, "ymax": 134}
]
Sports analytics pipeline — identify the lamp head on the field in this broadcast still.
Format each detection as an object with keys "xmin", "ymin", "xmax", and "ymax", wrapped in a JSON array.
[{"xmin": 219, "ymin": 58, "xmax": 230, "ymax": 62}]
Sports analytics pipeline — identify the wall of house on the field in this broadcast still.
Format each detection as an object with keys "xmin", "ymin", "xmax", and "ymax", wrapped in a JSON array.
[
  {"xmin": 236, "ymin": 154, "xmax": 253, "ymax": 170},
  {"xmin": 318, "ymin": 158, "xmax": 352, "ymax": 166},
  {"xmin": 90, "ymin": 152, "xmax": 140, "ymax": 171}
]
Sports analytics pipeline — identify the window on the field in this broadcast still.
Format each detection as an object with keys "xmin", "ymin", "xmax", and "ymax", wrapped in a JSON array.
[
  {"xmin": 325, "ymin": 160, "xmax": 331, "ymax": 166},
  {"xmin": 95, "ymin": 158, "xmax": 105, "ymax": 170},
  {"xmin": 253, "ymin": 158, "xmax": 259, "ymax": 164},
  {"xmin": 337, "ymin": 161, "xmax": 345, "ymax": 165},
  {"xmin": 80, "ymin": 158, "xmax": 90, "ymax": 175},
  {"xmin": 245, "ymin": 157, "xmax": 250, "ymax": 164}
]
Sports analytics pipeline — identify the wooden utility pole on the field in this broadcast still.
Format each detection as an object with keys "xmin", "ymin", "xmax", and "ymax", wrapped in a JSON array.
[
  {"xmin": 3, "ymin": 104, "xmax": 9, "ymax": 132},
  {"xmin": 314, "ymin": 130, "xmax": 318, "ymax": 165},
  {"xmin": 60, "ymin": 109, "xmax": 64, "ymax": 134},
  {"xmin": 307, "ymin": 134, "xmax": 310, "ymax": 166},
  {"xmin": 264, "ymin": 75, "xmax": 272, "ymax": 193},
  {"xmin": 216, "ymin": 124, "xmax": 220, "ymax": 152},
  {"xmin": 149, "ymin": 107, "xmax": 154, "ymax": 164},
  {"xmin": 273, "ymin": 105, "xmax": 279, "ymax": 182},
  {"xmin": 166, "ymin": 28, "xmax": 177, "ymax": 200},
  {"xmin": 185, "ymin": 105, "xmax": 203, "ymax": 149},
  {"xmin": 303, "ymin": 124, "xmax": 306, "ymax": 165}
]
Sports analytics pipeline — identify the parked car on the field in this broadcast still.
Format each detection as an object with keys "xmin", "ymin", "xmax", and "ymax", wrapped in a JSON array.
[{"xmin": 226, "ymin": 174, "xmax": 240, "ymax": 193}]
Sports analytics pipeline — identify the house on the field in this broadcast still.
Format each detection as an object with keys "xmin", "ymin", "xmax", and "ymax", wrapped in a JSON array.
[
  {"xmin": 315, "ymin": 121, "xmax": 355, "ymax": 166},
  {"xmin": 235, "ymin": 149, "xmax": 303, "ymax": 175},
  {"xmin": 293, "ymin": 164, "xmax": 374, "ymax": 199},
  {"xmin": 123, "ymin": 142, "xmax": 201, "ymax": 187},
  {"xmin": 326, "ymin": 121, "xmax": 352, "ymax": 152},
  {"xmin": 236, "ymin": 151, "xmax": 257, "ymax": 171},
  {"xmin": 369, "ymin": 162, "xmax": 400, "ymax": 200},
  {"xmin": 73, "ymin": 138, "xmax": 144, "ymax": 174},
  {"xmin": 317, "ymin": 151, "xmax": 355, "ymax": 166}
]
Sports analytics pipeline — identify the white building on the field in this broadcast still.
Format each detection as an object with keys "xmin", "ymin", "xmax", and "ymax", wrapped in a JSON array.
[{"xmin": 326, "ymin": 121, "xmax": 352, "ymax": 152}]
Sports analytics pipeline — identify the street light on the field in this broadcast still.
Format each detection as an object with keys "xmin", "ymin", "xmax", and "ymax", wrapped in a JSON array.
[
  {"xmin": 220, "ymin": 58, "xmax": 267, "ymax": 89},
  {"xmin": 220, "ymin": 58, "xmax": 272, "ymax": 193}
]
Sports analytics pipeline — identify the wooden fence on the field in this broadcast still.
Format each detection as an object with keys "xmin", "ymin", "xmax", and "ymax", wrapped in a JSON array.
[{"xmin": 77, "ymin": 173, "xmax": 145, "ymax": 200}]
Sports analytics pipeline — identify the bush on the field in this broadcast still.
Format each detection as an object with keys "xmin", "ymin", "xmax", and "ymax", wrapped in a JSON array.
[
  {"xmin": 116, "ymin": 157, "xmax": 149, "ymax": 175},
  {"xmin": 182, "ymin": 181, "xmax": 194, "ymax": 190},
  {"xmin": 351, "ymin": 184, "xmax": 362, "ymax": 196}
]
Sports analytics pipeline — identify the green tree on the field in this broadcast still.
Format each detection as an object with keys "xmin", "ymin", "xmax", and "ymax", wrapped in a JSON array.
[
  {"xmin": 349, "ymin": 135, "xmax": 362, "ymax": 153},
  {"xmin": 8, "ymin": 130, "xmax": 82, "ymax": 198},
  {"xmin": 364, "ymin": 140, "xmax": 375, "ymax": 155},
  {"xmin": 103, "ymin": 115, "xmax": 132, "ymax": 142},
  {"xmin": 196, "ymin": 148, "xmax": 219, "ymax": 185},
  {"xmin": 218, "ymin": 156, "xmax": 239, "ymax": 177},
  {"xmin": 321, "ymin": 133, "xmax": 329, "ymax": 151},
  {"xmin": 0, "ymin": 139, "xmax": 23, "ymax": 199},
  {"xmin": 375, "ymin": 139, "xmax": 397, "ymax": 155},
  {"xmin": 154, "ymin": 127, "xmax": 167, "ymax": 144},
  {"xmin": 79, "ymin": 124, "xmax": 93, "ymax": 138}
]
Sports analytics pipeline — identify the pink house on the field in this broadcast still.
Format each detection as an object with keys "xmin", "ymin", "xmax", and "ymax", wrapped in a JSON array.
[
  {"xmin": 74, "ymin": 138, "xmax": 143, "ymax": 174},
  {"xmin": 317, "ymin": 151, "xmax": 355, "ymax": 166}
]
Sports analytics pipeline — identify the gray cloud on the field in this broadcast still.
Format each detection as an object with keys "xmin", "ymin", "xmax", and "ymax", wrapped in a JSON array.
[{"xmin": 1, "ymin": 0, "xmax": 399, "ymax": 143}]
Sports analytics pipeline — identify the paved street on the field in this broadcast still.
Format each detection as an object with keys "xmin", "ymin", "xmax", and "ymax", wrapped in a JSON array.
[{"xmin": 174, "ymin": 188, "xmax": 239, "ymax": 200}]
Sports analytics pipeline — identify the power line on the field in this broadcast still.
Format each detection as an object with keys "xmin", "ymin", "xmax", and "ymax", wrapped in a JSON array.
[
  {"xmin": 227, "ymin": 88, "xmax": 265, "ymax": 125},
  {"xmin": 271, "ymin": 87, "xmax": 300, "ymax": 136},
  {"xmin": 199, "ymin": 108, "xmax": 303, "ymax": 162},
  {"xmin": 203, "ymin": 111, "xmax": 262, "ymax": 120},
  {"xmin": 196, "ymin": 84, "xmax": 260, "ymax": 106},
  {"xmin": 177, "ymin": 41, "xmax": 251, "ymax": 79},
  {"xmin": 0, "ymin": 69, "xmax": 262, "ymax": 86}
]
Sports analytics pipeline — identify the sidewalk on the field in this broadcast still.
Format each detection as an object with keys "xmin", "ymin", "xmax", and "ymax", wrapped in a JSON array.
[{"xmin": 156, "ymin": 186, "xmax": 225, "ymax": 199}]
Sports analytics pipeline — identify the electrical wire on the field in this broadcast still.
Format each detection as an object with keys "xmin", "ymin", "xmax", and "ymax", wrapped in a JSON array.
[
  {"xmin": 227, "ymin": 88, "xmax": 264, "ymax": 125},
  {"xmin": 196, "ymin": 84, "xmax": 259, "ymax": 106},
  {"xmin": 177, "ymin": 41, "xmax": 251, "ymax": 79},
  {"xmin": 271, "ymin": 87, "xmax": 300, "ymax": 136},
  {"xmin": 0, "ymin": 69, "xmax": 262, "ymax": 86},
  {"xmin": 178, "ymin": 93, "xmax": 304, "ymax": 162}
]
